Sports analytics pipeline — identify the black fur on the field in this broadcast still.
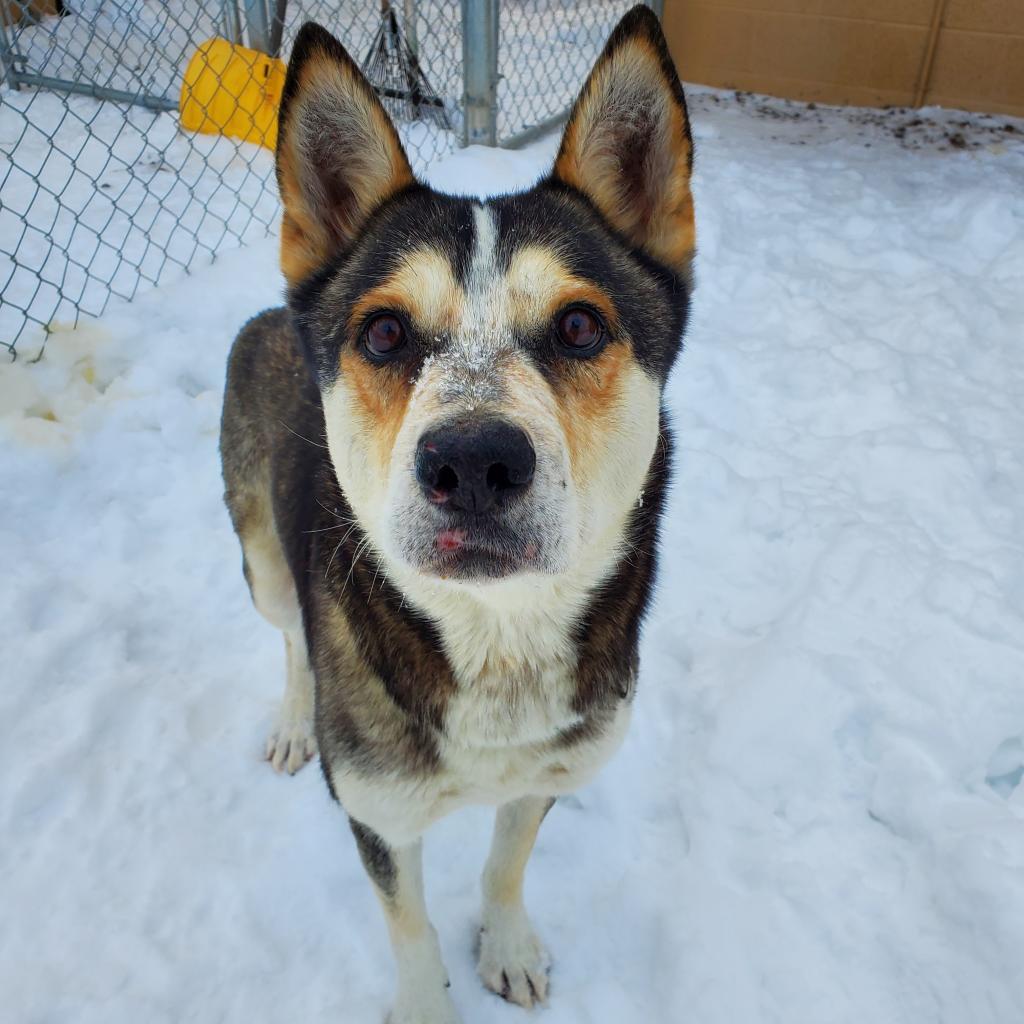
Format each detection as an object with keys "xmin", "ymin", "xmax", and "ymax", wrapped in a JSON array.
[{"xmin": 349, "ymin": 818, "xmax": 397, "ymax": 899}]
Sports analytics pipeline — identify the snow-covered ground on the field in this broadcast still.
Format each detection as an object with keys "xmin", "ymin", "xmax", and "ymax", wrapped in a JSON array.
[{"xmin": 2, "ymin": 91, "xmax": 1024, "ymax": 1023}]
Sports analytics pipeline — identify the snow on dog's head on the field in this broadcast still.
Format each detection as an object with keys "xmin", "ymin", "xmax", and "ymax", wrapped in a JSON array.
[{"xmin": 277, "ymin": 9, "xmax": 694, "ymax": 585}]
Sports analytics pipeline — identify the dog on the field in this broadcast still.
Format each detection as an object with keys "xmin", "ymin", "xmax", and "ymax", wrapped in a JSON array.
[{"xmin": 220, "ymin": 6, "xmax": 694, "ymax": 1021}]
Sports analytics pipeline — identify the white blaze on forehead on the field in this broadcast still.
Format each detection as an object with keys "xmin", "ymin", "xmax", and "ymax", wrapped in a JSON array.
[
  {"xmin": 462, "ymin": 204, "xmax": 509, "ymax": 352},
  {"xmin": 429, "ymin": 203, "xmax": 509, "ymax": 407},
  {"xmin": 469, "ymin": 202, "xmax": 498, "ymax": 284}
]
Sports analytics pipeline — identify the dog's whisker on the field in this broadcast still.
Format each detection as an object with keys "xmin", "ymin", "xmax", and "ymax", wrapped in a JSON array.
[
  {"xmin": 278, "ymin": 418, "xmax": 330, "ymax": 450},
  {"xmin": 342, "ymin": 536, "xmax": 374, "ymax": 590},
  {"xmin": 326, "ymin": 523, "xmax": 367, "ymax": 581},
  {"xmin": 369, "ymin": 555, "xmax": 386, "ymax": 596},
  {"xmin": 305, "ymin": 521, "xmax": 355, "ymax": 535},
  {"xmin": 314, "ymin": 497, "xmax": 352, "ymax": 522},
  {"xmin": 326, "ymin": 527, "xmax": 366, "ymax": 582}
]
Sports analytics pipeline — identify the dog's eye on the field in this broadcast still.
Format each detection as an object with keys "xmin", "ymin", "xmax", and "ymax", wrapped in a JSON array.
[
  {"xmin": 364, "ymin": 314, "xmax": 405, "ymax": 358},
  {"xmin": 556, "ymin": 307, "xmax": 604, "ymax": 354}
]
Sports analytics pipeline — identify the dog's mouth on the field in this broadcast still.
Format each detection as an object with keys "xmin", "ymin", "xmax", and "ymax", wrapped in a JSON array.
[{"xmin": 419, "ymin": 523, "xmax": 542, "ymax": 581}]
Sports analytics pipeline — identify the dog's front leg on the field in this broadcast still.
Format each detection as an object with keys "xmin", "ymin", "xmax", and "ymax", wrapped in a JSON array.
[
  {"xmin": 478, "ymin": 795, "xmax": 555, "ymax": 1008},
  {"xmin": 349, "ymin": 819, "xmax": 460, "ymax": 1024}
]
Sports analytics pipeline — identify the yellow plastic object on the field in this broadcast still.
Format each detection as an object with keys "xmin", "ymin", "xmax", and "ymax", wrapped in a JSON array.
[{"xmin": 179, "ymin": 38, "xmax": 286, "ymax": 150}]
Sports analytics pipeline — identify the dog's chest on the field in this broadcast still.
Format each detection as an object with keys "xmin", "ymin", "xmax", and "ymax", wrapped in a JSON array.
[
  {"xmin": 430, "ymin": 661, "xmax": 578, "ymax": 806},
  {"xmin": 328, "ymin": 591, "xmax": 631, "ymax": 846},
  {"xmin": 430, "ymin": 604, "xmax": 617, "ymax": 804},
  {"xmin": 444, "ymin": 655, "xmax": 579, "ymax": 750},
  {"xmin": 432, "ymin": 588, "xmax": 582, "ymax": 745},
  {"xmin": 322, "ymin": 549, "xmax": 647, "ymax": 845}
]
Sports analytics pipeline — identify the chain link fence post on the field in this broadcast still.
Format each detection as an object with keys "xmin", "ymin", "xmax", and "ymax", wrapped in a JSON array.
[
  {"xmin": 0, "ymin": 12, "xmax": 22, "ymax": 91},
  {"xmin": 220, "ymin": 1, "xmax": 244, "ymax": 46},
  {"xmin": 242, "ymin": 0, "xmax": 271, "ymax": 54},
  {"xmin": 461, "ymin": 0, "xmax": 497, "ymax": 147}
]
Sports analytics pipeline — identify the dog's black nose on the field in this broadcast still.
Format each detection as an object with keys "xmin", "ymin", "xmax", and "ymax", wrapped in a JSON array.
[{"xmin": 415, "ymin": 418, "xmax": 536, "ymax": 515}]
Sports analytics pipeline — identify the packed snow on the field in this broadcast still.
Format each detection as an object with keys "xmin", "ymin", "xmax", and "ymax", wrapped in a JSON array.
[{"xmin": 2, "ymin": 89, "xmax": 1024, "ymax": 1024}]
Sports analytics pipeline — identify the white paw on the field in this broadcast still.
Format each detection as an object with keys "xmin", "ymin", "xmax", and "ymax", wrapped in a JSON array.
[
  {"xmin": 387, "ymin": 985, "xmax": 462, "ymax": 1024},
  {"xmin": 264, "ymin": 713, "xmax": 316, "ymax": 774},
  {"xmin": 478, "ymin": 906, "xmax": 551, "ymax": 1009}
]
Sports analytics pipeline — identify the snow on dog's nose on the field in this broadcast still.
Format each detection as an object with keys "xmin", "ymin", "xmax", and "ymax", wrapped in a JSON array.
[{"xmin": 415, "ymin": 417, "xmax": 536, "ymax": 516}]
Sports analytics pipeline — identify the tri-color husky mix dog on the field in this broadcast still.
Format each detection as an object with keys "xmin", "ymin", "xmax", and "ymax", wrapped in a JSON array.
[{"xmin": 220, "ymin": 6, "xmax": 694, "ymax": 1021}]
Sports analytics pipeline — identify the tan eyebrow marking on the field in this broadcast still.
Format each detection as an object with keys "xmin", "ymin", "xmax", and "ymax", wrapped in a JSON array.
[
  {"xmin": 348, "ymin": 248, "xmax": 463, "ymax": 336},
  {"xmin": 504, "ymin": 245, "xmax": 619, "ymax": 332}
]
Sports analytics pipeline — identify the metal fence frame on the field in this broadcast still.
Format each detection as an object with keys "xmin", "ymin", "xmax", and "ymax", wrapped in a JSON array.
[{"xmin": 1, "ymin": 1, "xmax": 660, "ymax": 359}]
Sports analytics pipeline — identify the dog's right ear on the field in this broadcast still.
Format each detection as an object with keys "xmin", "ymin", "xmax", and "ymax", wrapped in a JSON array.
[{"xmin": 275, "ymin": 23, "xmax": 415, "ymax": 287}]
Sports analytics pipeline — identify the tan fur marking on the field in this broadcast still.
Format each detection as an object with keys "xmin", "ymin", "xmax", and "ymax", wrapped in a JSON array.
[
  {"xmin": 482, "ymin": 799, "xmax": 551, "ymax": 909},
  {"xmin": 279, "ymin": 210, "xmax": 319, "ymax": 289},
  {"xmin": 485, "ymin": 852, "xmax": 530, "ymax": 908},
  {"xmin": 349, "ymin": 250, "xmax": 463, "ymax": 336},
  {"xmin": 504, "ymin": 246, "xmax": 619, "ymax": 333},
  {"xmin": 503, "ymin": 247, "xmax": 572, "ymax": 322},
  {"xmin": 337, "ymin": 348, "xmax": 412, "ymax": 473},
  {"xmin": 384, "ymin": 901, "xmax": 428, "ymax": 942},
  {"xmin": 244, "ymin": 522, "xmax": 301, "ymax": 633},
  {"xmin": 548, "ymin": 342, "xmax": 634, "ymax": 485}
]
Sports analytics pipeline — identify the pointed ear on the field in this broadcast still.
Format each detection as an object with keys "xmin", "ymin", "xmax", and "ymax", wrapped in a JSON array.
[
  {"xmin": 275, "ymin": 22, "xmax": 416, "ymax": 286},
  {"xmin": 553, "ymin": 6, "xmax": 695, "ymax": 275}
]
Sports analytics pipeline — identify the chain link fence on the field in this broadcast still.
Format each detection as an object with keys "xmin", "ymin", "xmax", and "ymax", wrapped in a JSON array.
[
  {"xmin": 497, "ymin": 0, "xmax": 642, "ymax": 147},
  {"xmin": 1, "ymin": 1, "xmax": 654, "ymax": 360}
]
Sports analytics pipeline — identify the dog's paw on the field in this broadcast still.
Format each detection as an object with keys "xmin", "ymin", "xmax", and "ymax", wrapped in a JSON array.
[
  {"xmin": 264, "ymin": 715, "xmax": 316, "ymax": 774},
  {"xmin": 387, "ymin": 986, "xmax": 462, "ymax": 1024},
  {"xmin": 478, "ymin": 908, "xmax": 551, "ymax": 1009}
]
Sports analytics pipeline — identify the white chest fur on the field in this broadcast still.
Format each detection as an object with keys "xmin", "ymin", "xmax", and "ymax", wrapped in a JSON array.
[
  {"xmin": 433, "ymin": 581, "xmax": 584, "ymax": 747},
  {"xmin": 329, "ymin": 568, "xmax": 632, "ymax": 847}
]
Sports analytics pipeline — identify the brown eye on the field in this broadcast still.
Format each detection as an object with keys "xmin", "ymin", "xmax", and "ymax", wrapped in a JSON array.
[
  {"xmin": 365, "ymin": 314, "xmax": 405, "ymax": 358},
  {"xmin": 556, "ymin": 307, "xmax": 604, "ymax": 353}
]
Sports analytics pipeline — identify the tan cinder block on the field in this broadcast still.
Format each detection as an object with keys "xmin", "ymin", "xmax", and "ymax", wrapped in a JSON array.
[
  {"xmin": 662, "ymin": 0, "xmax": 1024, "ymax": 114},
  {"xmin": 680, "ymin": 0, "xmax": 936, "ymax": 22},
  {"xmin": 943, "ymin": 0, "xmax": 1024, "ymax": 36},
  {"xmin": 925, "ymin": 29, "xmax": 1024, "ymax": 116},
  {"xmin": 662, "ymin": 0, "xmax": 929, "ymax": 107}
]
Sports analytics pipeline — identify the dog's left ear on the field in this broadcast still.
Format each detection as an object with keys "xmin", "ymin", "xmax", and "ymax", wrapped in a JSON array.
[{"xmin": 553, "ymin": 5, "xmax": 695, "ymax": 274}]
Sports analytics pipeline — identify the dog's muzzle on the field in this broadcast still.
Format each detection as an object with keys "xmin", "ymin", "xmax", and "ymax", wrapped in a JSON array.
[{"xmin": 408, "ymin": 416, "xmax": 543, "ymax": 579}]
